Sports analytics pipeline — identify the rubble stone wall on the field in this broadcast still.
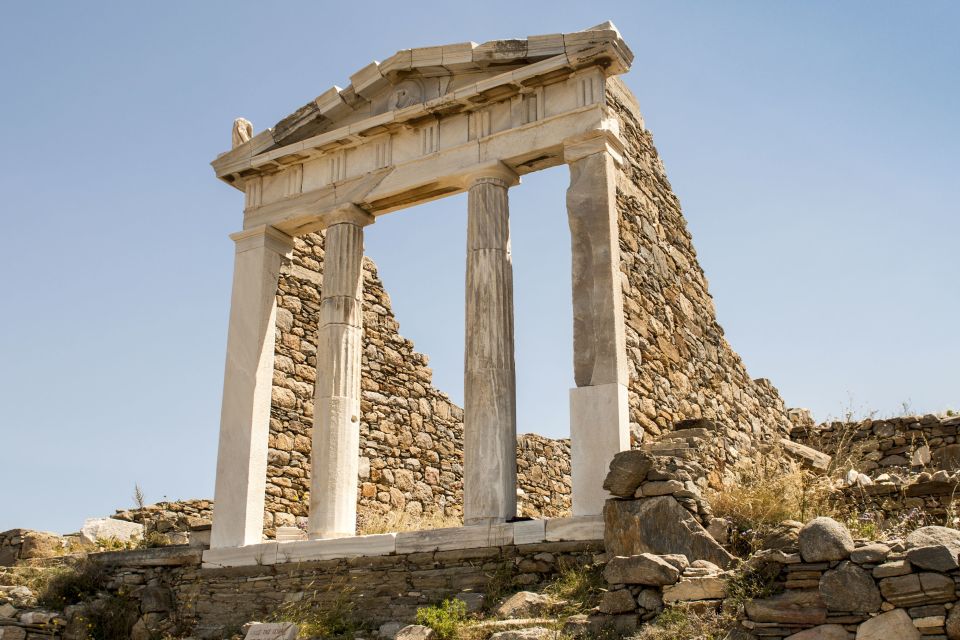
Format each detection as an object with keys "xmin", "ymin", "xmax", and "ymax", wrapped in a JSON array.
[
  {"xmin": 792, "ymin": 414, "xmax": 960, "ymax": 478},
  {"xmin": 607, "ymin": 79, "xmax": 791, "ymax": 457},
  {"xmin": 516, "ymin": 434, "xmax": 572, "ymax": 518},
  {"xmin": 267, "ymin": 235, "xmax": 465, "ymax": 535},
  {"xmin": 69, "ymin": 541, "xmax": 602, "ymax": 638}
]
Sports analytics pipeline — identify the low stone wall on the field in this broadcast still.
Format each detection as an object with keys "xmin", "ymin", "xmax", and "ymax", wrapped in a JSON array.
[
  {"xmin": 792, "ymin": 414, "xmax": 960, "ymax": 477},
  {"xmin": 112, "ymin": 500, "xmax": 213, "ymax": 534},
  {"xmin": 833, "ymin": 472, "xmax": 960, "ymax": 533},
  {"xmin": 739, "ymin": 519, "xmax": 960, "ymax": 638},
  {"xmin": 70, "ymin": 540, "xmax": 602, "ymax": 639}
]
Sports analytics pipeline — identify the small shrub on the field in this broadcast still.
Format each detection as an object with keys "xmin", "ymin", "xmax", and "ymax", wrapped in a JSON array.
[
  {"xmin": 270, "ymin": 582, "xmax": 359, "ymax": 639},
  {"xmin": 138, "ymin": 531, "xmax": 172, "ymax": 549},
  {"xmin": 38, "ymin": 559, "xmax": 108, "ymax": 609},
  {"xmin": 74, "ymin": 594, "xmax": 139, "ymax": 640},
  {"xmin": 415, "ymin": 598, "xmax": 468, "ymax": 640},
  {"xmin": 630, "ymin": 604, "xmax": 736, "ymax": 640}
]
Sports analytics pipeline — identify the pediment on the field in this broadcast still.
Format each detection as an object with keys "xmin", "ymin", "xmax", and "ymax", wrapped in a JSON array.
[{"xmin": 252, "ymin": 22, "xmax": 632, "ymax": 149}]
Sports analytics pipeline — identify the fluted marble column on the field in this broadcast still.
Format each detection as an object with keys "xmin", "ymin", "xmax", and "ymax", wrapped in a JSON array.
[
  {"xmin": 564, "ymin": 137, "xmax": 630, "ymax": 516},
  {"xmin": 464, "ymin": 164, "xmax": 520, "ymax": 526},
  {"xmin": 211, "ymin": 225, "xmax": 293, "ymax": 548},
  {"xmin": 309, "ymin": 205, "xmax": 374, "ymax": 539}
]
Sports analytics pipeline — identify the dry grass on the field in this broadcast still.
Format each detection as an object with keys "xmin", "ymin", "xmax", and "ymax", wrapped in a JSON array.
[
  {"xmin": 707, "ymin": 448, "xmax": 835, "ymax": 554},
  {"xmin": 629, "ymin": 605, "xmax": 737, "ymax": 640},
  {"xmin": 356, "ymin": 510, "xmax": 462, "ymax": 535}
]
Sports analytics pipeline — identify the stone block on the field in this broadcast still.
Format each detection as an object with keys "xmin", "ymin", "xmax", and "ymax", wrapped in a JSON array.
[
  {"xmin": 80, "ymin": 518, "xmax": 144, "ymax": 545},
  {"xmin": 513, "ymin": 519, "xmax": 546, "ymax": 545},
  {"xmin": 395, "ymin": 524, "xmax": 512, "ymax": 554},
  {"xmin": 855, "ymin": 608, "xmax": 919, "ymax": 639},
  {"xmin": 277, "ymin": 534, "xmax": 396, "ymax": 563},
  {"xmin": 819, "ymin": 562, "xmax": 881, "ymax": 612},
  {"xmin": 798, "ymin": 517, "xmax": 854, "ymax": 563},
  {"xmin": 604, "ymin": 497, "xmax": 733, "ymax": 568},
  {"xmin": 544, "ymin": 515, "xmax": 604, "ymax": 542},
  {"xmin": 604, "ymin": 554, "xmax": 680, "ymax": 586},
  {"xmin": 244, "ymin": 622, "xmax": 298, "ymax": 640},
  {"xmin": 202, "ymin": 541, "xmax": 278, "ymax": 568},
  {"xmin": 662, "ymin": 576, "xmax": 727, "ymax": 602}
]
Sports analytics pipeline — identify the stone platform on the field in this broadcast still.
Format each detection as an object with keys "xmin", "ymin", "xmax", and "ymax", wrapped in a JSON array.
[{"xmin": 202, "ymin": 515, "xmax": 603, "ymax": 568}]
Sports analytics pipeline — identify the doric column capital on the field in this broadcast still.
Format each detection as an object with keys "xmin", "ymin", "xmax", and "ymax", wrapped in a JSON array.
[
  {"xmin": 461, "ymin": 161, "xmax": 520, "ymax": 190},
  {"xmin": 230, "ymin": 225, "xmax": 294, "ymax": 255},
  {"xmin": 562, "ymin": 127, "xmax": 625, "ymax": 166},
  {"xmin": 323, "ymin": 203, "xmax": 375, "ymax": 229}
]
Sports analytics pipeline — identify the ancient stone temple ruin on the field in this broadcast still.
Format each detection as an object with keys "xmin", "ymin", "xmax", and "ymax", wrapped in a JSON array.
[{"xmin": 206, "ymin": 22, "xmax": 790, "ymax": 563}]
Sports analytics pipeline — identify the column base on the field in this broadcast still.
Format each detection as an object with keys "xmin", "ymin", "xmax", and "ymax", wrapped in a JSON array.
[{"xmin": 570, "ymin": 383, "xmax": 629, "ymax": 516}]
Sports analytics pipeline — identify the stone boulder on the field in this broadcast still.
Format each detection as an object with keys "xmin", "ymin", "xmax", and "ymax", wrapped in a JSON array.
[
  {"xmin": 489, "ymin": 630, "xmax": 552, "ymax": 640},
  {"xmin": 855, "ymin": 609, "xmax": 919, "ymax": 639},
  {"xmin": 798, "ymin": 518, "xmax": 854, "ymax": 563},
  {"xmin": 603, "ymin": 554, "xmax": 680, "ymax": 586},
  {"xmin": 378, "ymin": 622, "xmax": 404, "ymax": 639},
  {"xmin": 819, "ymin": 562, "xmax": 881, "ymax": 612},
  {"xmin": 906, "ymin": 526, "xmax": 960, "ymax": 571},
  {"xmin": 784, "ymin": 625, "xmax": 850, "ymax": 640},
  {"xmin": 493, "ymin": 591, "xmax": 554, "ymax": 619},
  {"xmin": 19, "ymin": 531, "xmax": 64, "ymax": 560},
  {"xmin": 780, "ymin": 439, "xmax": 831, "ymax": 472},
  {"xmin": 80, "ymin": 518, "xmax": 143, "ymax": 545},
  {"xmin": 604, "ymin": 496, "xmax": 733, "ymax": 568},
  {"xmin": 603, "ymin": 450, "xmax": 654, "ymax": 497},
  {"xmin": 396, "ymin": 625, "xmax": 435, "ymax": 640},
  {"xmin": 761, "ymin": 521, "xmax": 803, "ymax": 551}
]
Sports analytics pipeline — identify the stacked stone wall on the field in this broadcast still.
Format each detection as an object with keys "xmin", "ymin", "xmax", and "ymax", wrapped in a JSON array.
[
  {"xmin": 112, "ymin": 500, "xmax": 213, "ymax": 534},
  {"xmin": 793, "ymin": 414, "xmax": 960, "ymax": 478},
  {"xmin": 607, "ymin": 79, "xmax": 792, "ymax": 477},
  {"xmin": 267, "ymin": 234, "xmax": 465, "ymax": 535}
]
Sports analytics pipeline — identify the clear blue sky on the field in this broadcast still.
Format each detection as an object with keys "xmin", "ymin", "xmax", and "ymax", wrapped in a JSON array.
[{"xmin": 1, "ymin": 2, "xmax": 956, "ymax": 534}]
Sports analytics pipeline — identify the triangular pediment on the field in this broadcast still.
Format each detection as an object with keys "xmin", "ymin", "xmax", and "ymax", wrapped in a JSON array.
[{"xmin": 265, "ymin": 22, "xmax": 631, "ymax": 148}]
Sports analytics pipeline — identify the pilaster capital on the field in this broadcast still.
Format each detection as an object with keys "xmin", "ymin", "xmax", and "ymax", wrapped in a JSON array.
[
  {"xmin": 230, "ymin": 225, "xmax": 294, "ymax": 255},
  {"xmin": 562, "ymin": 126, "xmax": 625, "ymax": 166},
  {"xmin": 322, "ymin": 203, "xmax": 375, "ymax": 229},
  {"xmin": 461, "ymin": 161, "xmax": 520, "ymax": 190}
]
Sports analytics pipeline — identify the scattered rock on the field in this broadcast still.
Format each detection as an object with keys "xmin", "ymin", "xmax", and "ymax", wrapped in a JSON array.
[
  {"xmin": 378, "ymin": 621, "xmax": 404, "ymax": 639},
  {"xmin": 819, "ymin": 562, "xmax": 881, "ymax": 612},
  {"xmin": 493, "ymin": 592, "xmax": 554, "ymax": 619},
  {"xmin": 603, "ymin": 554, "xmax": 680, "ymax": 586},
  {"xmin": 855, "ymin": 608, "xmax": 919, "ymax": 639},
  {"xmin": 604, "ymin": 496, "xmax": 733, "ymax": 568},
  {"xmin": 395, "ymin": 625, "xmax": 435, "ymax": 640},
  {"xmin": 798, "ymin": 517, "xmax": 854, "ymax": 562}
]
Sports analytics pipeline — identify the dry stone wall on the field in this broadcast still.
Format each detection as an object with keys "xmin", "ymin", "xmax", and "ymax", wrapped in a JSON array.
[
  {"xmin": 516, "ymin": 434, "xmax": 572, "ymax": 518},
  {"xmin": 267, "ymin": 234, "xmax": 464, "ymax": 535},
  {"xmin": 793, "ymin": 414, "xmax": 960, "ymax": 478},
  {"xmin": 608, "ymin": 79, "xmax": 791, "ymax": 452}
]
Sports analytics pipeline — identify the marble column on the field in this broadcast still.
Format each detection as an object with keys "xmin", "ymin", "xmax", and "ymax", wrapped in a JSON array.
[
  {"xmin": 463, "ymin": 164, "xmax": 520, "ymax": 526},
  {"xmin": 211, "ymin": 225, "xmax": 293, "ymax": 548},
  {"xmin": 308, "ymin": 205, "xmax": 374, "ymax": 539},
  {"xmin": 564, "ymin": 138, "xmax": 630, "ymax": 516}
]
